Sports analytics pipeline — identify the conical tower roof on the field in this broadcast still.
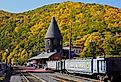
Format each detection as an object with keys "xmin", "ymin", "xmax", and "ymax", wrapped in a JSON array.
[{"xmin": 45, "ymin": 16, "xmax": 62, "ymax": 39}]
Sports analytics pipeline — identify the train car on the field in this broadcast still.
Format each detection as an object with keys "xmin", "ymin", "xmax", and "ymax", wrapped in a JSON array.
[
  {"xmin": 47, "ymin": 57, "xmax": 121, "ymax": 81},
  {"xmin": 65, "ymin": 58, "xmax": 93, "ymax": 74},
  {"xmin": 47, "ymin": 60, "xmax": 62, "ymax": 71},
  {"xmin": 104, "ymin": 58, "xmax": 121, "ymax": 80},
  {"xmin": 47, "ymin": 61, "xmax": 56, "ymax": 70},
  {"xmin": 93, "ymin": 57, "xmax": 121, "ymax": 81}
]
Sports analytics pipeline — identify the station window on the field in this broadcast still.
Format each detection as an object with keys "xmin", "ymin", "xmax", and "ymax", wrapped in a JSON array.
[
  {"xmin": 54, "ymin": 39, "xmax": 58, "ymax": 45},
  {"xmin": 47, "ymin": 40, "xmax": 50, "ymax": 45}
]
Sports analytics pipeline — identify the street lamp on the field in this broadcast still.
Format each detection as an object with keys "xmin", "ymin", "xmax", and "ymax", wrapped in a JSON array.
[
  {"xmin": 5, "ymin": 49, "xmax": 9, "ymax": 74},
  {"xmin": 89, "ymin": 40, "xmax": 95, "ymax": 58}
]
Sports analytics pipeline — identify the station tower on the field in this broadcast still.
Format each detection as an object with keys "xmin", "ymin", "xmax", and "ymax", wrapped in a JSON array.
[{"xmin": 45, "ymin": 17, "xmax": 62, "ymax": 54}]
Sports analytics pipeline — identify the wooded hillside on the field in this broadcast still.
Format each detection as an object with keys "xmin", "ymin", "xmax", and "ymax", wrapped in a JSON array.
[{"xmin": 0, "ymin": 1, "xmax": 121, "ymax": 64}]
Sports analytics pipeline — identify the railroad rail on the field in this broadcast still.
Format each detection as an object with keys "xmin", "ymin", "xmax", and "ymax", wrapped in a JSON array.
[
  {"xmin": 32, "ymin": 72, "xmax": 100, "ymax": 82},
  {"xmin": 49, "ymin": 75, "xmax": 77, "ymax": 82},
  {"xmin": 32, "ymin": 73, "xmax": 77, "ymax": 82},
  {"xmin": 50, "ymin": 73, "xmax": 100, "ymax": 82},
  {"xmin": 21, "ymin": 72, "xmax": 46, "ymax": 82},
  {"xmin": 13, "ymin": 66, "xmax": 101, "ymax": 82}
]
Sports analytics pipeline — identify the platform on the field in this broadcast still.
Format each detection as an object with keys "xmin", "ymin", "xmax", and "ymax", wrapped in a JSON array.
[
  {"xmin": 20, "ymin": 66, "xmax": 54, "ymax": 73},
  {"xmin": 23, "ymin": 69, "xmax": 53, "ymax": 73}
]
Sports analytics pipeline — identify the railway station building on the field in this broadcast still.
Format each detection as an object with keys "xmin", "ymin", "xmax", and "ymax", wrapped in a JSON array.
[
  {"xmin": 28, "ymin": 16, "xmax": 81, "ymax": 68},
  {"xmin": 28, "ymin": 16, "xmax": 63, "ymax": 68}
]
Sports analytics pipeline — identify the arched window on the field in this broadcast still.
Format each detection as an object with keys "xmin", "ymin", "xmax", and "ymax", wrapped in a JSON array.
[
  {"xmin": 47, "ymin": 49, "xmax": 50, "ymax": 53},
  {"xmin": 47, "ymin": 39, "xmax": 50, "ymax": 45}
]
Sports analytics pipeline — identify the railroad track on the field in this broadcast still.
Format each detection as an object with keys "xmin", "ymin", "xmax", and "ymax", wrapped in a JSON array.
[
  {"xmin": 32, "ymin": 73, "xmax": 78, "ymax": 82},
  {"xmin": 12, "ymin": 66, "xmax": 100, "ymax": 82},
  {"xmin": 49, "ymin": 75, "xmax": 77, "ymax": 82},
  {"xmin": 49, "ymin": 72, "xmax": 100, "ymax": 82},
  {"xmin": 68, "ymin": 74, "xmax": 99, "ymax": 82},
  {"xmin": 21, "ymin": 72, "xmax": 46, "ymax": 82},
  {"xmin": 19, "ymin": 71, "xmax": 100, "ymax": 82},
  {"xmin": 21, "ymin": 72, "xmax": 75, "ymax": 82},
  {"xmin": 32, "ymin": 72, "xmax": 100, "ymax": 82}
]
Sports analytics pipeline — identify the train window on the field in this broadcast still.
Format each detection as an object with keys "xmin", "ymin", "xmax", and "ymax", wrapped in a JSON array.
[
  {"xmin": 101, "ymin": 61, "xmax": 103, "ymax": 70},
  {"xmin": 100, "ymin": 60, "xmax": 105, "ymax": 71},
  {"xmin": 75, "ymin": 49, "xmax": 78, "ymax": 53},
  {"xmin": 78, "ymin": 50, "xmax": 80, "ymax": 53}
]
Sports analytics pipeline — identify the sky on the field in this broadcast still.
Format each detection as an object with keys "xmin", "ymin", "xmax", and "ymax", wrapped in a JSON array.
[{"xmin": 0, "ymin": 0, "xmax": 121, "ymax": 13}]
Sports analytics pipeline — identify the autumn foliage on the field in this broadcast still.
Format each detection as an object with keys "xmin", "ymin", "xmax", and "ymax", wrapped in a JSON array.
[{"xmin": 0, "ymin": 1, "xmax": 121, "ymax": 64}]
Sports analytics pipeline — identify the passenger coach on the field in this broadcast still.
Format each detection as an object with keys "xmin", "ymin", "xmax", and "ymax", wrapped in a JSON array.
[{"xmin": 47, "ymin": 57, "xmax": 121, "ymax": 81}]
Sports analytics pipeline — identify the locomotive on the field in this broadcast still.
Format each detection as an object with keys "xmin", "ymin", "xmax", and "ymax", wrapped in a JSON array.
[{"xmin": 47, "ymin": 57, "xmax": 121, "ymax": 81}]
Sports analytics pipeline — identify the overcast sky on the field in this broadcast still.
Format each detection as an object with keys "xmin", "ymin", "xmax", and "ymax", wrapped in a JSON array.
[{"xmin": 0, "ymin": 0, "xmax": 121, "ymax": 13}]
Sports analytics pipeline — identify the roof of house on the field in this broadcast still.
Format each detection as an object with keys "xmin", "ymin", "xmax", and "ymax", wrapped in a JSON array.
[
  {"xmin": 28, "ymin": 52, "xmax": 56, "ymax": 61},
  {"xmin": 45, "ymin": 16, "xmax": 62, "ymax": 39}
]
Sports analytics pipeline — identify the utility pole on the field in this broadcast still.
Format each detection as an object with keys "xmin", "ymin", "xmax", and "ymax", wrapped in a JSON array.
[
  {"xmin": 89, "ymin": 40, "xmax": 95, "ymax": 58},
  {"xmin": 5, "ymin": 49, "xmax": 9, "ymax": 74},
  {"xmin": 69, "ymin": 22, "xmax": 72, "ymax": 59}
]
